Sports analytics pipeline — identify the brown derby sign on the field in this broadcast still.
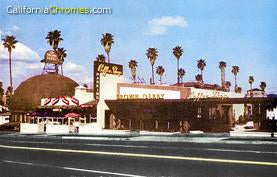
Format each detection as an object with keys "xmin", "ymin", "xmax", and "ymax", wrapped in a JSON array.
[
  {"xmin": 44, "ymin": 50, "xmax": 59, "ymax": 64},
  {"xmin": 93, "ymin": 61, "xmax": 123, "ymax": 100}
]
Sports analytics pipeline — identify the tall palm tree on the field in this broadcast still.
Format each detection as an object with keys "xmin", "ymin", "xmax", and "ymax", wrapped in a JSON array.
[
  {"xmin": 2, "ymin": 35, "xmax": 18, "ymax": 91},
  {"xmin": 100, "ymin": 33, "xmax": 114, "ymax": 63},
  {"xmin": 231, "ymin": 65, "xmax": 239, "ymax": 91},
  {"xmin": 45, "ymin": 30, "xmax": 63, "ymax": 50},
  {"xmin": 56, "ymin": 48, "xmax": 67, "ymax": 76},
  {"xmin": 225, "ymin": 81, "xmax": 231, "ymax": 92},
  {"xmin": 0, "ymin": 81, "xmax": 4, "ymax": 105},
  {"xmin": 156, "ymin": 65, "xmax": 165, "ymax": 84},
  {"xmin": 128, "ymin": 60, "xmax": 138, "ymax": 82},
  {"xmin": 260, "ymin": 81, "xmax": 266, "ymax": 96},
  {"xmin": 146, "ymin": 48, "xmax": 158, "ymax": 84},
  {"xmin": 248, "ymin": 76, "xmax": 254, "ymax": 97},
  {"xmin": 173, "ymin": 46, "xmax": 183, "ymax": 84},
  {"xmin": 218, "ymin": 61, "xmax": 226, "ymax": 88},
  {"xmin": 178, "ymin": 68, "xmax": 186, "ymax": 83},
  {"xmin": 197, "ymin": 59, "xmax": 206, "ymax": 82},
  {"xmin": 96, "ymin": 54, "xmax": 106, "ymax": 63}
]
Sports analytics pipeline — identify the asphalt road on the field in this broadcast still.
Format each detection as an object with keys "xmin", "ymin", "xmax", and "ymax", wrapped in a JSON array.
[{"xmin": 0, "ymin": 134, "xmax": 276, "ymax": 177}]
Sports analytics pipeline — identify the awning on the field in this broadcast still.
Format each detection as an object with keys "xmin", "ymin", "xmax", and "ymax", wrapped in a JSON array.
[
  {"xmin": 64, "ymin": 113, "xmax": 81, "ymax": 118},
  {"xmin": 80, "ymin": 100, "xmax": 98, "ymax": 108}
]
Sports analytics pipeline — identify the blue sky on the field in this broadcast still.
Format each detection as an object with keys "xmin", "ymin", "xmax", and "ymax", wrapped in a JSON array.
[{"xmin": 0, "ymin": 0, "xmax": 276, "ymax": 93}]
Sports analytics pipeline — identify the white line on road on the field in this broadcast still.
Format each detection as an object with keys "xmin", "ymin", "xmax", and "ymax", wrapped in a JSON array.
[
  {"xmin": 207, "ymin": 148, "xmax": 277, "ymax": 154},
  {"xmin": 3, "ymin": 160, "xmax": 34, "ymax": 166},
  {"xmin": 0, "ymin": 144, "xmax": 276, "ymax": 166},
  {"xmin": 64, "ymin": 167, "xmax": 146, "ymax": 177},
  {"xmin": 9, "ymin": 140, "xmax": 55, "ymax": 144},
  {"xmin": 2, "ymin": 160, "xmax": 145, "ymax": 177},
  {"xmin": 85, "ymin": 143, "xmax": 148, "ymax": 148},
  {"xmin": 5, "ymin": 140, "xmax": 148, "ymax": 148}
]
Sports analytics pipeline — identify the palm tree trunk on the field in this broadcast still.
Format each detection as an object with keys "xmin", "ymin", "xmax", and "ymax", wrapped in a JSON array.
[
  {"xmin": 9, "ymin": 51, "xmax": 12, "ymax": 89},
  {"xmin": 235, "ymin": 75, "xmax": 237, "ymax": 86},
  {"xmin": 151, "ymin": 65, "xmax": 154, "ymax": 84},
  {"xmin": 160, "ymin": 75, "xmax": 162, "ymax": 85},
  {"xmin": 221, "ymin": 68, "xmax": 225, "ymax": 87},
  {"xmin": 177, "ymin": 59, "xmax": 179, "ymax": 84},
  {"xmin": 250, "ymin": 83, "xmax": 253, "ymax": 97},
  {"xmin": 107, "ymin": 52, "xmax": 110, "ymax": 63},
  {"xmin": 201, "ymin": 69, "xmax": 203, "ymax": 82},
  {"xmin": 61, "ymin": 64, "xmax": 63, "ymax": 76}
]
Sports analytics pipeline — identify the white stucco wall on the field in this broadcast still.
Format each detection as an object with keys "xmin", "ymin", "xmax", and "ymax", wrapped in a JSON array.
[
  {"xmin": 79, "ymin": 123, "xmax": 101, "ymax": 134},
  {"xmin": 97, "ymin": 74, "xmax": 124, "ymax": 129},
  {"xmin": 20, "ymin": 123, "xmax": 44, "ymax": 134},
  {"xmin": 0, "ymin": 116, "xmax": 9, "ymax": 125},
  {"xmin": 46, "ymin": 124, "xmax": 69, "ymax": 134}
]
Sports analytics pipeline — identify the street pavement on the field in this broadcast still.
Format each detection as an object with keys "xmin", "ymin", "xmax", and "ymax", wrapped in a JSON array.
[{"xmin": 0, "ymin": 133, "xmax": 276, "ymax": 177}]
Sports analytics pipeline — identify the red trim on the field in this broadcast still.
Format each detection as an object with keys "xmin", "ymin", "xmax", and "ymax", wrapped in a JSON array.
[
  {"xmin": 44, "ymin": 98, "xmax": 51, "ymax": 106},
  {"xmin": 62, "ymin": 97, "xmax": 70, "ymax": 105},
  {"xmin": 71, "ymin": 96, "xmax": 79, "ymax": 105},
  {"xmin": 52, "ymin": 97, "xmax": 60, "ymax": 105}
]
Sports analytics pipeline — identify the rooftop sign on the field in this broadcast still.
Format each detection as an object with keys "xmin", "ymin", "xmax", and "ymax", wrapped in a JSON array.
[{"xmin": 43, "ymin": 50, "xmax": 59, "ymax": 65}]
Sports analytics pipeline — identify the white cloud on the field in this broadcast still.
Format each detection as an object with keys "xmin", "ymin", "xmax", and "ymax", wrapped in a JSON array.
[
  {"xmin": 0, "ymin": 42, "xmax": 41, "ymax": 63},
  {"xmin": 146, "ymin": 16, "xmax": 188, "ymax": 35},
  {"xmin": 0, "ymin": 42, "xmax": 42, "ymax": 89},
  {"xmin": 63, "ymin": 62, "xmax": 91, "ymax": 85},
  {"xmin": 12, "ymin": 25, "xmax": 21, "ymax": 32}
]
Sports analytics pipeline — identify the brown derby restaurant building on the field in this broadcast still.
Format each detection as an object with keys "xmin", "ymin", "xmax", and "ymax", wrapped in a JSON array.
[
  {"xmin": 94, "ymin": 62, "xmax": 277, "ymax": 132},
  {"xmin": 20, "ymin": 62, "xmax": 277, "ymax": 133}
]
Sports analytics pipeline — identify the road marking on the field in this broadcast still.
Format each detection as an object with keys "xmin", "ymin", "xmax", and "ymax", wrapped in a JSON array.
[
  {"xmin": 0, "ymin": 144, "xmax": 276, "ymax": 166},
  {"xmin": 85, "ymin": 143, "xmax": 148, "ymax": 148},
  {"xmin": 2, "ymin": 160, "xmax": 145, "ymax": 177},
  {"xmin": 3, "ymin": 160, "xmax": 33, "ymax": 166},
  {"xmin": 9, "ymin": 140, "xmax": 55, "ymax": 144},
  {"xmin": 64, "ymin": 167, "xmax": 146, "ymax": 177},
  {"xmin": 207, "ymin": 148, "xmax": 277, "ymax": 154},
  {"xmin": 6, "ymin": 140, "xmax": 147, "ymax": 148}
]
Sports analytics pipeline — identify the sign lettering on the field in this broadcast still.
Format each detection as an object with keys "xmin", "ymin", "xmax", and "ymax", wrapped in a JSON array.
[
  {"xmin": 93, "ymin": 61, "xmax": 123, "ymax": 100},
  {"xmin": 117, "ymin": 94, "xmax": 165, "ymax": 100}
]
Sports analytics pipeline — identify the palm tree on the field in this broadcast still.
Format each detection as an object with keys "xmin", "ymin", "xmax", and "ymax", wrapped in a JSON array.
[
  {"xmin": 5, "ymin": 86, "xmax": 13, "ymax": 106},
  {"xmin": 146, "ymin": 48, "xmax": 158, "ymax": 84},
  {"xmin": 96, "ymin": 54, "xmax": 106, "ymax": 63},
  {"xmin": 100, "ymin": 33, "xmax": 114, "ymax": 63},
  {"xmin": 237, "ymin": 87, "xmax": 242, "ymax": 93},
  {"xmin": 195, "ymin": 74, "xmax": 202, "ymax": 82},
  {"xmin": 0, "ymin": 81, "xmax": 4, "ymax": 105},
  {"xmin": 248, "ymin": 76, "xmax": 254, "ymax": 97},
  {"xmin": 56, "ymin": 48, "xmax": 67, "ymax": 76},
  {"xmin": 231, "ymin": 65, "xmax": 240, "ymax": 91},
  {"xmin": 156, "ymin": 66, "xmax": 165, "ymax": 84},
  {"xmin": 225, "ymin": 81, "xmax": 231, "ymax": 92},
  {"xmin": 197, "ymin": 59, "xmax": 206, "ymax": 82},
  {"xmin": 128, "ymin": 60, "xmax": 138, "ymax": 82},
  {"xmin": 173, "ymin": 46, "xmax": 183, "ymax": 84},
  {"xmin": 45, "ymin": 30, "xmax": 63, "ymax": 50},
  {"xmin": 218, "ymin": 61, "xmax": 226, "ymax": 88},
  {"xmin": 260, "ymin": 81, "xmax": 266, "ymax": 96},
  {"xmin": 2, "ymin": 35, "xmax": 18, "ymax": 91},
  {"xmin": 178, "ymin": 68, "xmax": 186, "ymax": 83}
]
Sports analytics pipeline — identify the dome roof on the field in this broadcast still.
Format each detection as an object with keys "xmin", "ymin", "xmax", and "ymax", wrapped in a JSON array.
[{"xmin": 10, "ymin": 74, "xmax": 79, "ymax": 112}]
